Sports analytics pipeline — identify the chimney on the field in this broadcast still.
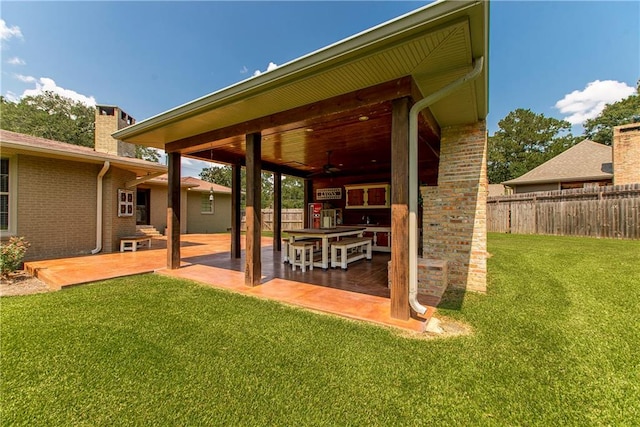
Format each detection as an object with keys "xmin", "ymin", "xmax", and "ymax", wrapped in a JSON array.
[
  {"xmin": 613, "ymin": 123, "xmax": 640, "ymax": 185},
  {"xmin": 94, "ymin": 105, "xmax": 136, "ymax": 157}
]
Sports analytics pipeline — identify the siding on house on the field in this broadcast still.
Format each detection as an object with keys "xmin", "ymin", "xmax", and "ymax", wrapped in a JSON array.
[
  {"xmin": 186, "ymin": 191, "xmax": 232, "ymax": 233},
  {"xmin": 513, "ymin": 182, "xmax": 559, "ymax": 194},
  {"xmin": 139, "ymin": 183, "xmax": 188, "ymax": 235}
]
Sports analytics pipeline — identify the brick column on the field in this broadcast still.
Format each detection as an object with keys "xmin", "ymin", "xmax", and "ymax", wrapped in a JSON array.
[
  {"xmin": 613, "ymin": 123, "xmax": 640, "ymax": 185},
  {"xmin": 422, "ymin": 121, "xmax": 487, "ymax": 292}
]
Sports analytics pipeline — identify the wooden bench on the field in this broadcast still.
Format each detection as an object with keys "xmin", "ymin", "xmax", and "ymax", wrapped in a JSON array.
[
  {"xmin": 283, "ymin": 237, "xmax": 321, "ymax": 263},
  {"xmin": 120, "ymin": 235, "xmax": 152, "ymax": 252},
  {"xmin": 289, "ymin": 241, "xmax": 316, "ymax": 272},
  {"xmin": 330, "ymin": 237, "xmax": 372, "ymax": 270}
]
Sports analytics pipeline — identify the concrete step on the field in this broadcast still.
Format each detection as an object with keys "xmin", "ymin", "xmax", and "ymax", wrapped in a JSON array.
[{"xmin": 136, "ymin": 225, "xmax": 162, "ymax": 237}]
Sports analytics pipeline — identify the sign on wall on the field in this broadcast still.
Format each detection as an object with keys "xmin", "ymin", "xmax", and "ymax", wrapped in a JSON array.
[
  {"xmin": 316, "ymin": 187, "xmax": 342, "ymax": 201},
  {"xmin": 118, "ymin": 189, "xmax": 134, "ymax": 217}
]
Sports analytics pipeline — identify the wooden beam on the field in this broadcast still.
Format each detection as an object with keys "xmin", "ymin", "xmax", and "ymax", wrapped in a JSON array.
[
  {"xmin": 166, "ymin": 77, "xmax": 413, "ymax": 153},
  {"xmin": 303, "ymin": 179, "xmax": 313, "ymax": 228},
  {"xmin": 167, "ymin": 152, "xmax": 181, "ymax": 269},
  {"xmin": 273, "ymin": 172, "xmax": 282, "ymax": 252},
  {"xmin": 231, "ymin": 163, "xmax": 241, "ymax": 259},
  {"xmin": 390, "ymin": 97, "xmax": 410, "ymax": 320},
  {"xmin": 184, "ymin": 150, "xmax": 306, "ymax": 178},
  {"xmin": 245, "ymin": 132, "xmax": 262, "ymax": 286}
]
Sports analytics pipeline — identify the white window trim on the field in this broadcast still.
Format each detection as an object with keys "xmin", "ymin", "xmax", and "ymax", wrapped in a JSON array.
[{"xmin": 1, "ymin": 155, "xmax": 18, "ymax": 238}]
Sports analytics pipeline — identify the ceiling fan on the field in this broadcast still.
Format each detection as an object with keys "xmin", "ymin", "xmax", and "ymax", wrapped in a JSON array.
[
  {"xmin": 309, "ymin": 150, "xmax": 341, "ymax": 177},
  {"xmin": 321, "ymin": 150, "xmax": 340, "ymax": 174}
]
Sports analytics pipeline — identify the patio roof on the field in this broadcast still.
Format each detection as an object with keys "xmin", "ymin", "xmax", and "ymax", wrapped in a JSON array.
[{"xmin": 113, "ymin": 0, "xmax": 488, "ymax": 178}]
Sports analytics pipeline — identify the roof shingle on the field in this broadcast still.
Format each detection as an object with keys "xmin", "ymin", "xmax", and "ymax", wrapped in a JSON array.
[{"xmin": 503, "ymin": 140, "xmax": 612, "ymax": 185}]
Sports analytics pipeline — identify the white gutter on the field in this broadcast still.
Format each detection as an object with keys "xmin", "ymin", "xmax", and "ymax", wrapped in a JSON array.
[
  {"xmin": 408, "ymin": 56, "xmax": 484, "ymax": 315},
  {"xmin": 91, "ymin": 161, "xmax": 110, "ymax": 255}
]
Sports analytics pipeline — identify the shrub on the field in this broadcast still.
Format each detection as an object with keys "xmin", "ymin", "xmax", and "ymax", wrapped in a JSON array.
[{"xmin": 1, "ymin": 237, "xmax": 30, "ymax": 278}]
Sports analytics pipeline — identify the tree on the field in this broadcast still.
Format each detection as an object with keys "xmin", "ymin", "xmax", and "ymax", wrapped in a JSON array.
[
  {"xmin": 1, "ymin": 92, "xmax": 94, "ymax": 147},
  {"xmin": 135, "ymin": 145, "xmax": 161, "ymax": 162},
  {"xmin": 583, "ymin": 82, "xmax": 640, "ymax": 145},
  {"xmin": 200, "ymin": 165, "xmax": 304, "ymax": 209},
  {"xmin": 281, "ymin": 176, "xmax": 304, "ymax": 209},
  {"xmin": 488, "ymin": 108, "xmax": 578, "ymax": 183}
]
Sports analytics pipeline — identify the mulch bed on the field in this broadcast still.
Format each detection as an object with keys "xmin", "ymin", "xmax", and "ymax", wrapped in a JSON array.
[{"xmin": 0, "ymin": 271, "xmax": 51, "ymax": 297}]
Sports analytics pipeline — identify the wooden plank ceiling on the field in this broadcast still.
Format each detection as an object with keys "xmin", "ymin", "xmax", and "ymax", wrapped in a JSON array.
[{"xmin": 176, "ymin": 77, "xmax": 441, "ymax": 181}]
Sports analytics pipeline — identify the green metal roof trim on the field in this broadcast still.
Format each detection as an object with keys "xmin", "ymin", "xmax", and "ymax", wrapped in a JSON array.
[{"xmin": 114, "ymin": 0, "xmax": 488, "ymax": 148}]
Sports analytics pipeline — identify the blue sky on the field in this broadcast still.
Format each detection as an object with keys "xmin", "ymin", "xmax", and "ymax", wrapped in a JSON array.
[{"xmin": 1, "ymin": 1, "xmax": 638, "ymax": 177}]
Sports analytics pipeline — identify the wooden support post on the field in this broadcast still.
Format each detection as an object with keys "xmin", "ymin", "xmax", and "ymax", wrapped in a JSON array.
[
  {"xmin": 231, "ymin": 163, "xmax": 242, "ymax": 258},
  {"xmin": 273, "ymin": 172, "xmax": 282, "ymax": 251},
  {"xmin": 390, "ymin": 97, "xmax": 410, "ymax": 320},
  {"xmin": 245, "ymin": 132, "xmax": 262, "ymax": 286},
  {"xmin": 303, "ymin": 179, "xmax": 313, "ymax": 228},
  {"xmin": 167, "ymin": 151, "xmax": 181, "ymax": 269}
]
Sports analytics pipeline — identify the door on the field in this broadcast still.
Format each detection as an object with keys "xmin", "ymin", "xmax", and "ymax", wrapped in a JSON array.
[{"xmin": 136, "ymin": 189, "xmax": 151, "ymax": 225}]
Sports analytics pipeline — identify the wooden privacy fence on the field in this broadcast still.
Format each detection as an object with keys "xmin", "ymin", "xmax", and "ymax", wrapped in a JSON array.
[
  {"xmin": 487, "ymin": 184, "xmax": 640, "ymax": 239},
  {"xmin": 241, "ymin": 209, "xmax": 304, "ymax": 231}
]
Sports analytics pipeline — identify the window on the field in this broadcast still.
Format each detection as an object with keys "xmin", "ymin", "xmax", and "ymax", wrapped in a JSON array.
[
  {"xmin": 0, "ymin": 159, "xmax": 8, "ymax": 230},
  {"xmin": 201, "ymin": 193, "xmax": 214, "ymax": 214},
  {"xmin": 118, "ymin": 189, "xmax": 134, "ymax": 217}
]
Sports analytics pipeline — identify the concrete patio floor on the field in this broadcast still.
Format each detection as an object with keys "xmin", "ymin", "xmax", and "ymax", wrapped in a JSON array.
[{"xmin": 25, "ymin": 234, "xmax": 435, "ymax": 333}]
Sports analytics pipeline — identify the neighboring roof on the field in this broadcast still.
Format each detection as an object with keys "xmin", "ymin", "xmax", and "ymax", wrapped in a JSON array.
[
  {"xmin": 488, "ymin": 184, "xmax": 510, "ymax": 197},
  {"xmin": 0, "ymin": 129, "xmax": 166, "ymax": 176},
  {"xmin": 114, "ymin": 0, "xmax": 488, "ymax": 148},
  {"xmin": 503, "ymin": 140, "xmax": 613, "ymax": 186},
  {"xmin": 183, "ymin": 176, "xmax": 232, "ymax": 194},
  {"xmin": 146, "ymin": 175, "xmax": 232, "ymax": 194}
]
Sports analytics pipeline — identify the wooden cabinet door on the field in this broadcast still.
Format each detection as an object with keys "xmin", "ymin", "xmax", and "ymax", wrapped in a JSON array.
[
  {"xmin": 347, "ymin": 188, "xmax": 364, "ymax": 207},
  {"xmin": 376, "ymin": 231, "xmax": 389, "ymax": 247},
  {"xmin": 367, "ymin": 187, "xmax": 387, "ymax": 206}
]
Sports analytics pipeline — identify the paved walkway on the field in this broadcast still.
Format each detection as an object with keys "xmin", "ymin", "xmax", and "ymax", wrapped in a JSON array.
[{"xmin": 25, "ymin": 234, "xmax": 432, "ymax": 333}]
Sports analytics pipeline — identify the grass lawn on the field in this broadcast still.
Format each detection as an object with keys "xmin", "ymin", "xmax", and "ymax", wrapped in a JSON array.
[{"xmin": 2, "ymin": 234, "xmax": 639, "ymax": 425}]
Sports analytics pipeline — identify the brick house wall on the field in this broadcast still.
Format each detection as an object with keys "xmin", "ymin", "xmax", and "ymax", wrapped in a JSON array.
[
  {"xmin": 16, "ymin": 155, "xmax": 99, "ymax": 261},
  {"xmin": 613, "ymin": 123, "xmax": 640, "ymax": 185},
  {"xmin": 422, "ymin": 121, "xmax": 488, "ymax": 292},
  {"xmin": 102, "ymin": 167, "xmax": 137, "ymax": 253},
  {"xmin": 14, "ymin": 155, "xmax": 139, "ymax": 260}
]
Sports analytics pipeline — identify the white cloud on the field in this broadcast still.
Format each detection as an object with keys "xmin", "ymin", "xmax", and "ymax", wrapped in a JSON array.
[
  {"xmin": 7, "ymin": 56, "xmax": 25, "ymax": 65},
  {"xmin": 16, "ymin": 76, "xmax": 96, "ymax": 107},
  {"xmin": 555, "ymin": 80, "xmax": 635, "ymax": 125},
  {"xmin": 240, "ymin": 65, "xmax": 248, "ymax": 74},
  {"xmin": 15, "ymin": 73, "xmax": 35, "ymax": 83},
  {"xmin": 0, "ymin": 19, "xmax": 23, "ymax": 41},
  {"xmin": 253, "ymin": 61, "xmax": 278, "ymax": 77}
]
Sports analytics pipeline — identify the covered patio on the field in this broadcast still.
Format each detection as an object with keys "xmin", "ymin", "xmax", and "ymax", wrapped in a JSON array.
[
  {"xmin": 114, "ymin": 1, "xmax": 489, "ymax": 321},
  {"xmin": 25, "ymin": 234, "xmax": 433, "ymax": 332}
]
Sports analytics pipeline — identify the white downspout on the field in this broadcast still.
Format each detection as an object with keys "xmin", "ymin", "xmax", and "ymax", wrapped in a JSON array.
[
  {"xmin": 408, "ymin": 56, "xmax": 484, "ymax": 315},
  {"xmin": 91, "ymin": 161, "xmax": 110, "ymax": 254}
]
